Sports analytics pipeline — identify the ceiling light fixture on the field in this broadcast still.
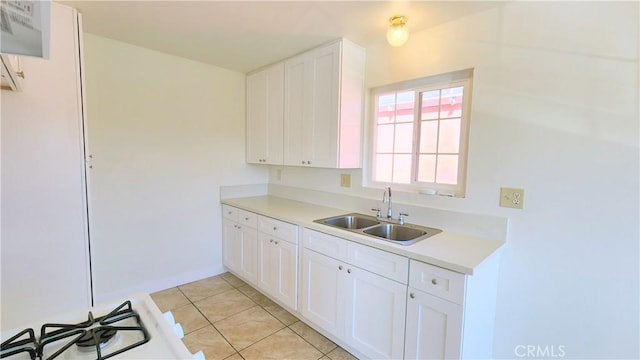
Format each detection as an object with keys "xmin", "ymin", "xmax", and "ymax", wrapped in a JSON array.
[{"xmin": 386, "ymin": 15, "xmax": 409, "ymax": 47}]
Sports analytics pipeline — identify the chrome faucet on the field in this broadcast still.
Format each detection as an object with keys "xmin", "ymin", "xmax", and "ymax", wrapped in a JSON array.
[{"xmin": 382, "ymin": 186, "xmax": 393, "ymax": 219}]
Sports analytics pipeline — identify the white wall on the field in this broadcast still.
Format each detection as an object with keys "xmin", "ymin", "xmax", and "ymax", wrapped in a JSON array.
[
  {"xmin": 83, "ymin": 35, "xmax": 268, "ymax": 302},
  {"xmin": 270, "ymin": 2, "xmax": 639, "ymax": 358}
]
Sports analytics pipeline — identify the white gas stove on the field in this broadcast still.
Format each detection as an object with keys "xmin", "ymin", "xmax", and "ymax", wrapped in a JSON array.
[{"xmin": 0, "ymin": 294, "xmax": 196, "ymax": 359}]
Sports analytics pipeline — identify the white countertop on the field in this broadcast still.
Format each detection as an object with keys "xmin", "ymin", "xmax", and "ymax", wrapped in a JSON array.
[{"xmin": 222, "ymin": 196, "xmax": 505, "ymax": 275}]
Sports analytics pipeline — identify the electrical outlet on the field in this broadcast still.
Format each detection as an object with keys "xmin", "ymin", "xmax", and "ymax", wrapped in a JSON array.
[
  {"xmin": 340, "ymin": 174, "xmax": 351, "ymax": 188},
  {"xmin": 499, "ymin": 187, "xmax": 525, "ymax": 209}
]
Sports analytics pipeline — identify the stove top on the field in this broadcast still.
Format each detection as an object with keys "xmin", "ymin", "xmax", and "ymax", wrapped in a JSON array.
[{"xmin": 1, "ymin": 294, "xmax": 193, "ymax": 360}]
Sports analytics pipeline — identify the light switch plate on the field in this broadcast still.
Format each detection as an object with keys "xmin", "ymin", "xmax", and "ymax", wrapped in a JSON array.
[
  {"xmin": 500, "ymin": 187, "xmax": 524, "ymax": 209},
  {"xmin": 340, "ymin": 174, "xmax": 351, "ymax": 188}
]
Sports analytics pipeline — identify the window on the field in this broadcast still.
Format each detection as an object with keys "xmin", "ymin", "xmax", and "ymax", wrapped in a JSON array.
[{"xmin": 369, "ymin": 69, "xmax": 473, "ymax": 197}]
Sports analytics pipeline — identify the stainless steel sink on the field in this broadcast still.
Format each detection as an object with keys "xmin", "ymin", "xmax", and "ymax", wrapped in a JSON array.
[
  {"xmin": 363, "ymin": 223, "xmax": 427, "ymax": 241},
  {"xmin": 313, "ymin": 213, "xmax": 442, "ymax": 246},
  {"xmin": 315, "ymin": 214, "xmax": 380, "ymax": 230}
]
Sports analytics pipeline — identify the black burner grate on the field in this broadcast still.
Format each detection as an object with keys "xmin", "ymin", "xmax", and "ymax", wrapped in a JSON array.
[{"xmin": 0, "ymin": 301, "xmax": 151, "ymax": 360}]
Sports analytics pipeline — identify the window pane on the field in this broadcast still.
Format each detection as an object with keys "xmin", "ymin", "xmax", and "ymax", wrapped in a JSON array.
[
  {"xmin": 421, "ymin": 90, "xmax": 440, "ymax": 120},
  {"xmin": 374, "ymin": 154, "xmax": 393, "ymax": 182},
  {"xmin": 376, "ymin": 124, "xmax": 394, "ymax": 153},
  {"xmin": 439, "ymin": 87, "xmax": 463, "ymax": 119},
  {"xmin": 377, "ymin": 94, "xmax": 396, "ymax": 124},
  {"xmin": 394, "ymin": 123, "xmax": 413, "ymax": 153},
  {"xmin": 395, "ymin": 91, "xmax": 415, "ymax": 123},
  {"xmin": 393, "ymin": 154, "xmax": 412, "ymax": 184},
  {"xmin": 437, "ymin": 119, "xmax": 461, "ymax": 153},
  {"xmin": 436, "ymin": 155, "xmax": 459, "ymax": 184},
  {"xmin": 419, "ymin": 121, "xmax": 438, "ymax": 153},
  {"xmin": 418, "ymin": 155, "xmax": 436, "ymax": 183}
]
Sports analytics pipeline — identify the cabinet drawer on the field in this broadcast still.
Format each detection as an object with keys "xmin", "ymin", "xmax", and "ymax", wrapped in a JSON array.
[
  {"xmin": 259, "ymin": 216, "xmax": 298, "ymax": 244},
  {"xmin": 302, "ymin": 229, "xmax": 348, "ymax": 262},
  {"xmin": 409, "ymin": 260, "xmax": 465, "ymax": 304},
  {"xmin": 237, "ymin": 209, "xmax": 258, "ymax": 228},
  {"xmin": 347, "ymin": 242, "xmax": 408, "ymax": 284},
  {"xmin": 222, "ymin": 205, "xmax": 239, "ymax": 222}
]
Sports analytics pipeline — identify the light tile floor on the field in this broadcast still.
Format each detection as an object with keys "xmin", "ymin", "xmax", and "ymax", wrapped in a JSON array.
[{"xmin": 151, "ymin": 272, "xmax": 359, "ymax": 360}]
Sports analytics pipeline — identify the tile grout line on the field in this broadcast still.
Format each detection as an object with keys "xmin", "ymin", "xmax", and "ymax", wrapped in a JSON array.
[
  {"xmin": 225, "ymin": 275, "xmax": 339, "ymax": 357},
  {"xmin": 166, "ymin": 273, "xmax": 353, "ymax": 359}
]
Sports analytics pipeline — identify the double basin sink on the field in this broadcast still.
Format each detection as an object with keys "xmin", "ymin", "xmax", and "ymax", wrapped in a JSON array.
[{"xmin": 313, "ymin": 213, "xmax": 442, "ymax": 246}]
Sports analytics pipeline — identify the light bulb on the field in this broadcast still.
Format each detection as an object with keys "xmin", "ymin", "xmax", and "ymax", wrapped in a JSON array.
[{"xmin": 386, "ymin": 15, "xmax": 409, "ymax": 47}]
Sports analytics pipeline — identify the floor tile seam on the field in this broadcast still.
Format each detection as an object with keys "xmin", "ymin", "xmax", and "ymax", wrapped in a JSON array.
[
  {"xmin": 180, "ymin": 285, "xmax": 240, "ymax": 304},
  {"xmin": 181, "ymin": 321, "xmax": 211, "ymax": 336},
  {"xmin": 286, "ymin": 323, "xmax": 338, "ymax": 356},
  {"xmin": 230, "ymin": 324, "xmax": 290, "ymax": 353}
]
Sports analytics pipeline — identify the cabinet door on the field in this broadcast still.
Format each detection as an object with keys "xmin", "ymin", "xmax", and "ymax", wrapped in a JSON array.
[
  {"xmin": 238, "ymin": 224, "xmax": 258, "ymax": 285},
  {"xmin": 273, "ymin": 239, "xmax": 298, "ymax": 310},
  {"xmin": 405, "ymin": 288, "xmax": 463, "ymax": 360},
  {"xmin": 300, "ymin": 248, "xmax": 344, "ymax": 338},
  {"xmin": 224, "ymin": 218, "xmax": 258, "ymax": 285},
  {"xmin": 344, "ymin": 266, "xmax": 407, "ymax": 360},
  {"xmin": 283, "ymin": 55, "xmax": 306, "ymax": 166},
  {"xmin": 222, "ymin": 219, "xmax": 242, "ymax": 274},
  {"xmin": 257, "ymin": 234, "xmax": 277, "ymax": 293},
  {"xmin": 246, "ymin": 63, "xmax": 284, "ymax": 164},
  {"xmin": 306, "ymin": 42, "xmax": 340, "ymax": 168}
]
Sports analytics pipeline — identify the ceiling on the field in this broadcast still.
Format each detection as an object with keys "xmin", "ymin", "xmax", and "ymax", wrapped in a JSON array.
[{"xmin": 58, "ymin": 1, "xmax": 505, "ymax": 73}]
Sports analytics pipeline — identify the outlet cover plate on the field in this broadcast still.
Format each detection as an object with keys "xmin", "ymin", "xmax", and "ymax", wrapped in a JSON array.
[
  {"xmin": 340, "ymin": 174, "xmax": 351, "ymax": 188},
  {"xmin": 500, "ymin": 187, "xmax": 524, "ymax": 209}
]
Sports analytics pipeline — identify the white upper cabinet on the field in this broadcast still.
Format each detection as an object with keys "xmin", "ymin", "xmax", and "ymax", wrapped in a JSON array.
[
  {"xmin": 284, "ymin": 39, "xmax": 365, "ymax": 168},
  {"xmin": 246, "ymin": 62, "xmax": 284, "ymax": 165}
]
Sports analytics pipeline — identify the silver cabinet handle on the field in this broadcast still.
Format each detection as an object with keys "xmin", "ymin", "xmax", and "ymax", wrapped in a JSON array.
[
  {"xmin": 273, "ymin": 227, "xmax": 277, "ymax": 231},
  {"xmin": 347, "ymin": 269, "xmax": 352, "ymax": 274},
  {"xmin": 431, "ymin": 279, "xmax": 438, "ymax": 285},
  {"xmin": 245, "ymin": 217, "xmax": 249, "ymax": 221},
  {"xmin": 270, "ymin": 239, "xmax": 274, "ymax": 243},
  {"xmin": 409, "ymin": 293, "xmax": 415, "ymax": 299},
  {"xmin": 275, "ymin": 240, "xmax": 279, "ymax": 245},
  {"xmin": 338, "ymin": 265, "xmax": 343, "ymax": 270}
]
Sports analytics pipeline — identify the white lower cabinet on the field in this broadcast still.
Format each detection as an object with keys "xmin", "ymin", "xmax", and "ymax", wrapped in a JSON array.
[
  {"xmin": 221, "ymin": 205, "xmax": 501, "ymax": 360},
  {"xmin": 257, "ymin": 231, "xmax": 298, "ymax": 310},
  {"xmin": 223, "ymin": 207, "xmax": 299, "ymax": 310},
  {"xmin": 222, "ymin": 205, "xmax": 258, "ymax": 285},
  {"xmin": 300, "ymin": 248, "xmax": 344, "ymax": 337},
  {"xmin": 300, "ymin": 229, "xmax": 407, "ymax": 359},
  {"xmin": 344, "ymin": 264, "xmax": 407, "ymax": 359},
  {"xmin": 405, "ymin": 287, "xmax": 463, "ymax": 359}
]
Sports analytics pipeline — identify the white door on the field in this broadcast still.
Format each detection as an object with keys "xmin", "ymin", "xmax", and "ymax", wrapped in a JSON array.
[
  {"xmin": 257, "ymin": 233, "xmax": 276, "ymax": 293},
  {"xmin": 246, "ymin": 70, "xmax": 268, "ymax": 163},
  {"xmin": 300, "ymin": 249, "xmax": 344, "ymax": 338},
  {"xmin": 238, "ymin": 225, "xmax": 258, "ymax": 285},
  {"xmin": 283, "ymin": 55, "xmax": 306, "ymax": 166},
  {"xmin": 405, "ymin": 288, "xmax": 463, "ymax": 360},
  {"xmin": 0, "ymin": 3, "xmax": 92, "ymax": 329},
  {"xmin": 273, "ymin": 240, "xmax": 298, "ymax": 310},
  {"xmin": 222, "ymin": 219, "xmax": 242, "ymax": 274},
  {"xmin": 344, "ymin": 267, "xmax": 407, "ymax": 359},
  {"xmin": 246, "ymin": 63, "xmax": 284, "ymax": 164},
  {"xmin": 306, "ymin": 42, "xmax": 340, "ymax": 168}
]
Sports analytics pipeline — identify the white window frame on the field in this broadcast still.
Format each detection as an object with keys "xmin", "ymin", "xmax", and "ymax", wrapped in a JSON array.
[{"xmin": 365, "ymin": 69, "xmax": 473, "ymax": 197}]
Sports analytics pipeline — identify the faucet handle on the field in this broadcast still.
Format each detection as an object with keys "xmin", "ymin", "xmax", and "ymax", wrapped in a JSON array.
[
  {"xmin": 398, "ymin": 212, "xmax": 409, "ymax": 225},
  {"xmin": 371, "ymin": 208, "xmax": 381, "ymax": 218}
]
